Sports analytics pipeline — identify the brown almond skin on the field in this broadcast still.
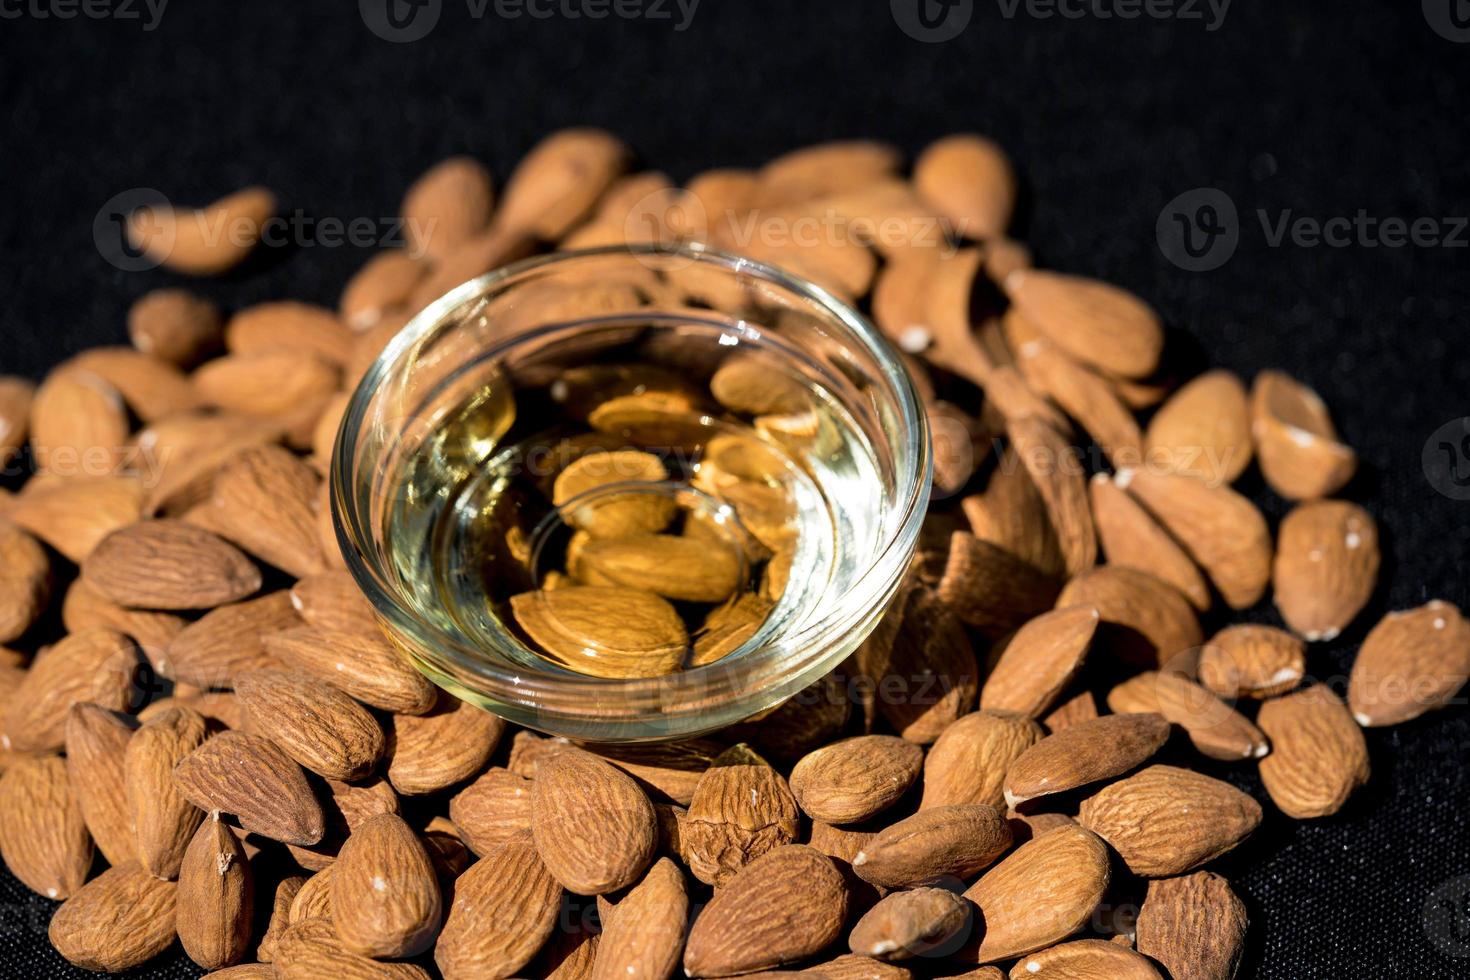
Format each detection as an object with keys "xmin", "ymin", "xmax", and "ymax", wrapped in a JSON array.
[
  {"xmin": 532, "ymin": 746, "xmax": 657, "ymax": 895},
  {"xmin": 64, "ymin": 703, "xmax": 139, "ymax": 865},
  {"xmin": 177, "ymin": 816, "xmax": 254, "ymax": 969},
  {"xmin": 496, "ymin": 128, "xmax": 631, "ymax": 240},
  {"xmin": 226, "ymin": 300, "xmax": 353, "ymax": 366},
  {"xmin": 937, "ymin": 532, "xmax": 1062, "ymax": 636},
  {"xmin": 1272, "ymin": 499, "xmax": 1380, "ymax": 642},
  {"xmin": 682, "ymin": 744, "xmax": 801, "ymax": 887},
  {"xmin": 205, "ymin": 444, "xmax": 326, "ymax": 578},
  {"xmin": 981, "ymin": 605, "xmax": 1099, "ymax": 718},
  {"xmin": 330, "ymin": 813, "xmax": 442, "ymax": 958},
  {"xmin": 264, "ymin": 625, "xmax": 438, "ymax": 715},
  {"xmin": 173, "ymin": 730, "xmax": 326, "ymax": 846},
  {"xmin": 125, "ymin": 705, "xmax": 209, "ymax": 879},
  {"xmin": 1003, "ymin": 713, "xmax": 1172, "ymax": 808},
  {"xmin": 166, "ymin": 590, "xmax": 300, "ymax": 689},
  {"xmin": 1257, "ymin": 686, "xmax": 1370, "ymax": 819},
  {"xmin": 0, "ymin": 375, "xmax": 36, "ymax": 463},
  {"xmin": 1007, "ymin": 415, "xmax": 1097, "ymax": 578},
  {"xmin": 62, "ymin": 579, "xmax": 186, "ymax": 670},
  {"xmin": 0, "ymin": 518, "xmax": 48, "ymax": 644},
  {"xmin": 1055, "ymin": 566, "xmax": 1202, "ymax": 669},
  {"xmin": 127, "ymin": 186, "xmax": 275, "ymax": 276},
  {"xmin": 961, "ymin": 825, "xmax": 1111, "ymax": 963},
  {"xmin": 921, "ymin": 710, "xmax": 1043, "ymax": 810},
  {"xmin": 29, "ymin": 368, "xmax": 129, "ymax": 476},
  {"xmin": 387, "ymin": 695, "xmax": 506, "ymax": 796},
  {"xmin": 435, "ymin": 831, "xmax": 563, "ymax": 980},
  {"xmin": 1077, "ymin": 765, "xmax": 1262, "ymax": 877},
  {"xmin": 48, "ymin": 863, "xmax": 178, "ymax": 972},
  {"xmin": 128, "ymin": 288, "xmax": 223, "ymax": 367},
  {"xmin": 401, "ymin": 156, "xmax": 495, "ymax": 259},
  {"xmin": 2, "ymin": 627, "xmax": 138, "ymax": 754},
  {"xmin": 877, "ymin": 588, "xmax": 981, "ymax": 743},
  {"xmin": 1108, "ymin": 671, "xmax": 1269, "ymax": 762},
  {"xmin": 4, "ymin": 475, "xmax": 145, "ymax": 564},
  {"xmin": 789, "ymin": 735, "xmax": 923, "ymax": 824},
  {"xmin": 236, "ymin": 667, "xmax": 386, "ymax": 780},
  {"xmin": 0, "ymin": 755, "xmax": 93, "ymax": 900},
  {"xmin": 684, "ymin": 845, "xmax": 848, "ymax": 977},
  {"xmin": 1003, "ymin": 269, "xmax": 1163, "ymax": 380},
  {"xmin": 259, "ymin": 875, "xmax": 307, "ymax": 962},
  {"xmin": 290, "ymin": 570, "xmax": 379, "ymax": 634},
  {"xmin": 1197, "ymin": 624, "xmax": 1306, "ymax": 700},
  {"xmin": 275, "ymin": 917, "xmax": 432, "ymax": 978},
  {"xmin": 290, "ymin": 867, "xmax": 336, "ymax": 923},
  {"xmin": 1251, "ymin": 369, "xmax": 1356, "ymax": 500},
  {"xmin": 82, "ymin": 519, "xmax": 262, "ymax": 610},
  {"xmin": 1008, "ymin": 939, "xmax": 1163, "ymax": 979},
  {"xmin": 592, "ymin": 857, "xmax": 689, "ymax": 980},
  {"xmin": 913, "ymin": 134, "xmax": 1016, "ymax": 240},
  {"xmin": 852, "ymin": 805, "xmax": 1011, "ymax": 889},
  {"xmin": 1348, "ymin": 600, "xmax": 1470, "ymax": 726},
  {"xmin": 1089, "ymin": 473, "xmax": 1212, "ymax": 612},
  {"xmin": 581, "ymin": 738, "xmax": 724, "ymax": 806},
  {"xmin": 1143, "ymin": 369, "xmax": 1253, "ymax": 486},
  {"xmin": 1135, "ymin": 871, "xmax": 1248, "ymax": 980},
  {"xmin": 450, "ymin": 767, "xmax": 534, "ymax": 855},
  {"xmin": 850, "ymin": 887, "xmax": 972, "ymax": 961},
  {"xmin": 807, "ymin": 953, "xmax": 919, "ymax": 979}
]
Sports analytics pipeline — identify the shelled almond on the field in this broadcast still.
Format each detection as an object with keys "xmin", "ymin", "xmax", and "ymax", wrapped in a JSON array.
[{"xmin": 0, "ymin": 130, "xmax": 1458, "ymax": 980}]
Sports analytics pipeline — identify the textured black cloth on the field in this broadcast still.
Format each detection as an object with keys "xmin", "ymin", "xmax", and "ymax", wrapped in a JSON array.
[{"xmin": 1, "ymin": 1, "xmax": 1468, "ymax": 977}]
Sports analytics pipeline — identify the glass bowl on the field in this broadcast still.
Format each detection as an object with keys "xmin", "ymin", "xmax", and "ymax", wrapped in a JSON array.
[{"xmin": 333, "ymin": 244, "xmax": 931, "ymax": 742}]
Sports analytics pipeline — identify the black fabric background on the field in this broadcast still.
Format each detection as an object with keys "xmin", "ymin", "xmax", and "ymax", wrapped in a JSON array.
[{"xmin": 2, "ymin": 1, "xmax": 1468, "ymax": 977}]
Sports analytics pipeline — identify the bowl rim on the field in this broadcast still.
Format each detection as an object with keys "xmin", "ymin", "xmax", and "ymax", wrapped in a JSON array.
[{"xmin": 331, "ymin": 242, "xmax": 933, "ymax": 736}]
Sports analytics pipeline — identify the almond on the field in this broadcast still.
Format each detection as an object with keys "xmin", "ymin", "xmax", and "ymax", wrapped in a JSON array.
[
  {"xmin": 921, "ymin": 710, "xmax": 1043, "ymax": 810},
  {"xmin": 1108, "ymin": 671, "xmax": 1269, "ymax": 761},
  {"xmin": 62, "ymin": 579, "xmax": 185, "ymax": 670},
  {"xmin": 193, "ymin": 350, "xmax": 340, "ymax": 418},
  {"xmin": 961, "ymin": 449, "xmax": 1065, "ymax": 578},
  {"xmin": 1055, "ymin": 566, "xmax": 1202, "ymax": 669},
  {"xmin": 125, "ymin": 705, "xmax": 209, "ymax": 878},
  {"xmin": 1003, "ymin": 713, "xmax": 1172, "ymax": 808},
  {"xmin": 173, "ymin": 729, "xmax": 326, "ymax": 846},
  {"xmin": 937, "ymin": 532, "xmax": 1061, "ymax": 635},
  {"xmin": 128, "ymin": 288, "xmax": 223, "ymax": 367},
  {"xmin": 582, "ymin": 738, "xmax": 725, "ymax": 806},
  {"xmin": 789, "ymin": 735, "xmax": 923, "ymax": 824},
  {"xmin": 6, "ymin": 476, "xmax": 145, "ymax": 565},
  {"xmin": 1008, "ymin": 938, "xmax": 1163, "ymax": 979},
  {"xmin": 48, "ymin": 863, "xmax": 178, "ymax": 971},
  {"xmin": 510, "ymin": 586, "xmax": 688, "ymax": 678},
  {"xmin": 495, "ymin": 128, "xmax": 630, "ymax": 240},
  {"xmin": 913, "ymin": 134, "xmax": 1015, "ymax": 239},
  {"xmin": 30, "ymin": 368, "xmax": 130, "ymax": 477},
  {"xmin": 166, "ymin": 590, "xmax": 300, "ymax": 688},
  {"xmin": 1042, "ymin": 690, "xmax": 1099, "ymax": 733},
  {"xmin": 574, "ymin": 533, "xmax": 742, "ymax": 603},
  {"xmin": 875, "ymin": 587, "xmax": 980, "ymax": 743},
  {"xmin": 264, "ymin": 625, "xmax": 438, "ymax": 714},
  {"xmin": 808, "ymin": 953, "xmax": 921, "ymax": 978},
  {"xmin": 83, "ymin": 519, "xmax": 261, "ymax": 610},
  {"xmin": 259, "ymin": 875, "xmax": 307, "ymax": 962},
  {"xmin": 1002, "ymin": 269, "xmax": 1163, "ymax": 380},
  {"xmin": 552, "ymin": 449, "xmax": 676, "ymax": 539},
  {"xmin": 290, "ymin": 570, "xmax": 380, "ymax": 634},
  {"xmin": 399, "ymin": 156, "xmax": 495, "ymax": 258},
  {"xmin": 65, "ymin": 346, "xmax": 201, "ymax": 423},
  {"xmin": 64, "ymin": 703, "xmax": 138, "ymax": 865},
  {"xmin": 1250, "ymin": 369, "xmax": 1356, "ymax": 499},
  {"xmin": 980, "ymin": 605, "xmax": 1098, "ymax": 718},
  {"xmin": 450, "ymin": 767, "xmax": 534, "ymax": 855},
  {"xmin": 1007, "ymin": 416, "xmax": 1097, "ymax": 577},
  {"xmin": 290, "ymin": 867, "xmax": 336, "ymax": 923},
  {"xmin": 683, "ymin": 744, "xmax": 801, "ymax": 887},
  {"xmin": 236, "ymin": 668, "xmax": 386, "ymax": 780},
  {"xmin": 850, "ymin": 887, "xmax": 971, "ymax": 962},
  {"xmin": 226, "ymin": 300, "xmax": 354, "ymax": 367},
  {"xmin": 592, "ymin": 857, "xmax": 689, "ymax": 980},
  {"xmin": 0, "ymin": 518, "xmax": 49, "ymax": 643},
  {"xmin": 434, "ymin": 831, "xmax": 563, "ymax": 980},
  {"xmin": 387, "ymin": 695, "xmax": 505, "ymax": 795},
  {"xmin": 1348, "ymin": 600, "xmax": 1470, "ymax": 726},
  {"xmin": 929, "ymin": 399, "xmax": 993, "ymax": 497},
  {"xmin": 852, "ymin": 804, "xmax": 1011, "ymax": 889},
  {"xmin": 1257, "ymin": 685, "xmax": 1369, "ymax": 818},
  {"xmin": 1089, "ymin": 473, "xmax": 1211, "ymax": 612},
  {"xmin": 1135, "ymin": 871, "xmax": 1248, "ymax": 980},
  {"xmin": 2, "ymin": 628, "xmax": 139, "ymax": 753},
  {"xmin": 177, "ymin": 815, "xmax": 254, "ymax": 969},
  {"xmin": 1143, "ymin": 370, "xmax": 1253, "ymax": 486},
  {"xmin": 340, "ymin": 251, "xmax": 425, "ymax": 331},
  {"xmin": 1120, "ymin": 468, "xmax": 1271, "ymax": 610},
  {"xmin": 757, "ymin": 140, "xmax": 901, "ymax": 206},
  {"xmin": 275, "ymin": 917, "xmax": 432, "ymax": 978},
  {"xmin": 203, "ymin": 444, "xmax": 326, "ymax": 577},
  {"xmin": 0, "ymin": 375, "xmax": 35, "ymax": 463},
  {"xmin": 685, "ymin": 844, "xmax": 848, "ymax": 977},
  {"xmin": 710, "ymin": 354, "xmax": 811, "ymax": 416},
  {"xmin": 1077, "ymin": 765, "xmax": 1262, "ymax": 876},
  {"xmin": 532, "ymin": 746, "xmax": 657, "ymax": 895},
  {"xmin": 330, "ymin": 813, "xmax": 442, "ymax": 958},
  {"xmin": 126, "ymin": 186, "xmax": 275, "ymax": 276},
  {"xmin": 139, "ymin": 411, "xmax": 284, "ymax": 515},
  {"xmin": 1272, "ymin": 499, "xmax": 1379, "ymax": 642},
  {"xmin": 1196, "ymin": 624, "xmax": 1305, "ymax": 699},
  {"xmin": 961, "ymin": 825, "xmax": 1111, "ymax": 963},
  {"xmin": 0, "ymin": 755, "xmax": 92, "ymax": 899}
]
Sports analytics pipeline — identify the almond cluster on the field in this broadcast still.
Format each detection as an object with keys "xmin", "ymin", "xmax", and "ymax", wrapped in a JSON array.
[{"xmin": 0, "ymin": 130, "xmax": 1465, "ymax": 979}]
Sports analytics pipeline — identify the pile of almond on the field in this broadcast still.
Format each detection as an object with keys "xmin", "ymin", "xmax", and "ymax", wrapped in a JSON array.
[{"xmin": 0, "ymin": 129, "xmax": 1465, "ymax": 979}]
